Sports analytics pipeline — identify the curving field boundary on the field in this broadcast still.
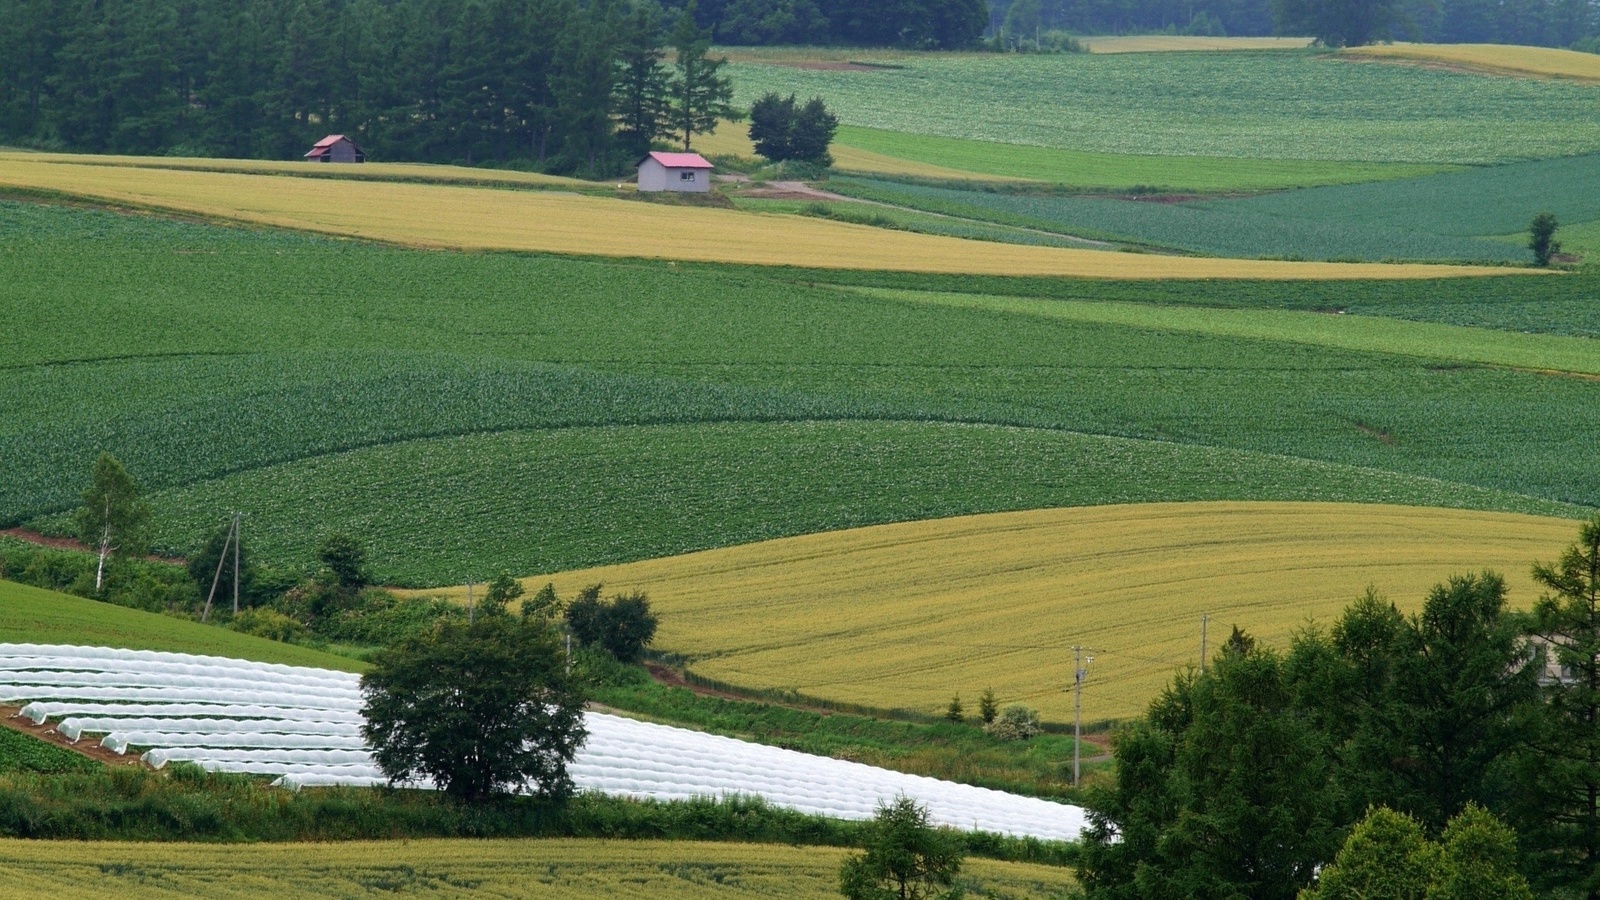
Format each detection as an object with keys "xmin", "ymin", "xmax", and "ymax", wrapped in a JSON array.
[
  {"xmin": 0, "ymin": 156, "xmax": 1534, "ymax": 280},
  {"xmin": 527, "ymin": 502, "xmax": 1581, "ymax": 723}
]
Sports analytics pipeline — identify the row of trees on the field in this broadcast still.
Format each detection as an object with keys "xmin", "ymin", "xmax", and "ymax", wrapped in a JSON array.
[
  {"xmin": 669, "ymin": 0, "xmax": 988, "ymax": 48},
  {"xmin": 988, "ymin": 0, "xmax": 1600, "ymax": 48},
  {"xmin": 0, "ymin": 0, "xmax": 734, "ymax": 173},
  {"xmin": 1078, "ymin": 517, "xmax": 1600, "ymax": 898}
]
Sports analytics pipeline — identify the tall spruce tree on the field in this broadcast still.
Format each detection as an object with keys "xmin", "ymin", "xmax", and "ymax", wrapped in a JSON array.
[
  {"xmin": 1519, "ymin": 516, "xmax": 1600, "ymax": 898},
  {"xmin": 612, "ymin": 1, "xmax": 671, "ymax": 159},
  {"xmin": 667, "ymin": 0, "xmax": 734, "ymax": 151}
]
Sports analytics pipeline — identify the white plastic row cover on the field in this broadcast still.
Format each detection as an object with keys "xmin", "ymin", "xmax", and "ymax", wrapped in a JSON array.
[
  {"xmin": 58, "ymin": 717, "xmax": 361, "ymax": 742},
  {"xmin": 0, "ymin": 654, "xmax": 357, "ymax": 690},
  {"xmin": 4, "ymin": 669, "xmax": 363, "ymax": 698},
  {"xmin": 100, "ymin": 731, "xmax": 368, "ymax": 754},
  {"xmin": 143, "ymin": 748, "xmax": 375, "ymax": 768},
  {"xmin": 0, "ymin": 686, "xmax": 363, "ymax": 710},
  {"xmin": 0, "ymin": 644, "xmax": 362, "ymax": 684},
  {"xmin": 19, "ymin": 702, "xmax": 364, "ymax": 726}
]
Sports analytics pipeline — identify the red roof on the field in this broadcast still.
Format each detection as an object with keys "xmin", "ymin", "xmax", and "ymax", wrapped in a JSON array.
[
  {"xmin": 642, "ymin": 151, "xmax": 713, "ymax": 169},
  {"xmin": 309, "ymin": 134, "xmax": 346, "ymax": 150}
]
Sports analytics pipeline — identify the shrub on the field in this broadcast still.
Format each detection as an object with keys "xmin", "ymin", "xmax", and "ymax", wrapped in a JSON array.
[
  {"xmin": 230, "ymin": 608, "xmax": 308, "ymax": 644},
  {"xmin": 985, "ymin": 704, "xmax": 1041, "ymax": 741}
]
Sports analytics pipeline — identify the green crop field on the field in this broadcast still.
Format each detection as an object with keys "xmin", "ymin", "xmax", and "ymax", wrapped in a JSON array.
[
  {"xmin": 826, "ymin": 126, "xmax": 1452, "ymax": 191},
  {"xmin": 0, "ymin": 728, "xmax": 98, "ymax": 775},
  {"xmin": 827, "ymin": 154, "xmax": 1600, "ymax": 262},
  {"xmin": 4, "ymin": 200, "xmax": 1600, "ymax": 585},
  {"xmin": 729, "ymin": 52, "xmax": 1600, "ymax": 165},
  {"xmin": 828, "ymin": 178, "xmax": 1526, "ymax": 262}
]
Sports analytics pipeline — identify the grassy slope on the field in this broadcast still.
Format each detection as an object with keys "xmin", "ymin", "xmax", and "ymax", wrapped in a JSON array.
[
  {"xmin": 0, "ymin": 838, "xmax": 1078, "ymax": 898},
  {"xmin": 527, "ymin": 503, "xmax": 1579, "ymax": 723},
  {"xmin": 0, "ymin": 157, "xmax": 1494, "ymax": 279},
  {"xmin": 859, "ymin": 288, "xmax": 1600, "ymax": 374},
  {"xmin": 727, "ymin": 52, "xmax": 1600, "ymax": 164},
  {"xmin": 0, "ymin": 579, "xmax": 364, "ymax": 672},
  {"xmin": 5, "ymin": 201, "xmax": 1599, "ymax": 585}
]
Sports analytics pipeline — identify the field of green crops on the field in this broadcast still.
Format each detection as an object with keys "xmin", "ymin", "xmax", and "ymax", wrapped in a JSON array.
[
  {"xmin": 827, "ymin": 152, "xmax": 1600, "ymax": 262},
  {"xmin": 4, "ymin": 200, "xmax": 1600, "ymax": 585},
  {"xmin": 826, "ymin": 126, "xmax": 1452, "ymax": 191},
  {"xmin": 729, "ymin": 52, "xmax": 1600, "ymax": 165}
]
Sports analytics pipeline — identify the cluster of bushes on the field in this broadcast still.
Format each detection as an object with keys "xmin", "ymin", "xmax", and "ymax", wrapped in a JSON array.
[{"xmin": 944, "ymin": 689, "xmax": 1043, "ymax": 742}]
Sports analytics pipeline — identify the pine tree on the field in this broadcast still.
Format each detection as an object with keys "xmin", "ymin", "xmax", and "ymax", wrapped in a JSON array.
[{"xmin": 666, "ymin": 0, "xmax": 733, "ymax": 151}]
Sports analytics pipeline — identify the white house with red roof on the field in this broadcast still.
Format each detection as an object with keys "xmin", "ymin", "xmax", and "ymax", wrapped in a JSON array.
[
  {"xmin": 636, "ymin": 151, "xmax": 713, "ymax": 193},
  {"xmin": 304, "ymin": 134, "xmax": 365, "ymax": 163}
]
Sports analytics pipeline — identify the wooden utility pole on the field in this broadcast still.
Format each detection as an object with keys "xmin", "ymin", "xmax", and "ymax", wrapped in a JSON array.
[
  {"xmin": 231, "ymin": 512, "xmax": 241, "ymax": 615},
  {"xmin": 200, "ymin": 514, "xmax": 237, "ymax": 623},
  {"xmin": 1073, "ymin": 645, "xmax": 1094, "ymax": 787}
]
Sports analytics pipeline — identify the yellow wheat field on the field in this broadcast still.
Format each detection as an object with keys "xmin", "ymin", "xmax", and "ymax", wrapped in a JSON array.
[
  {"xmin": 0, "ymin": 155, "xmax": 1528, "ymax": 279},
  {"xmin": 1082, "ymin": 36, "xmax": 1315, "ymax": 53},
  {"xmin": 523, "ymin": 502, "xmax": 1580, "ymax": 723},
  {"xmin": 0, "ymin": 150, "xmax": 597, "ymax": 190},
  {"xmin": 0, "ymin": 838, "xmax": 1077, "ymax": 899},
  {"xmin": 1341, "ymin": 42, "xmax": 1600, "ymax": 81}
]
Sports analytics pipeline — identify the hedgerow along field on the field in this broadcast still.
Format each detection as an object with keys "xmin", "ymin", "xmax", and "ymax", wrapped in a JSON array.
[
  {"xmin": 528, "ymin": 503, "xmax": 1579, "ymax": 723},
  {"xmin": 727, "ymin": 51, "xmax": 1600, "ymax": 164},
  {"xmin": 0, "ymin": 156, "xmax": 1503, "ymax": 279},
  {"xmin": 0, "ymin": 838, "xmax": 1081, "ymax": 899},
  {"xmin": 4, "ymin": 201, "xmax": 1599, "ymax": 585}
]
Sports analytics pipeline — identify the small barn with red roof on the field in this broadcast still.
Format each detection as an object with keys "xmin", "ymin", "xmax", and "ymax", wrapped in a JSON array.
[
  {"xmin": 304, "ymin": 134, "xmax": 365, "ymax": 163},
  {"xmin": 636, "ymin": 151, "xmax": 712, "ymax": 193}
]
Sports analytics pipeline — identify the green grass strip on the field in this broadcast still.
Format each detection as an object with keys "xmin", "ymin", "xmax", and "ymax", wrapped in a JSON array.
[
  {"xmin": 858, "ymin": 288, "xmax": 1600, "ymax": 376},
  {"xmin": 0, "ymin": 579, "xmax": 364, "ymax": 671},
  {"xmin": 835, "ymin": 126, "xmax": 1454, "ymax": 191}
]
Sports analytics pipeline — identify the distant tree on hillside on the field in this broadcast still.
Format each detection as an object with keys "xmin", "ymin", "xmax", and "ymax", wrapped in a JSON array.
[
  {"xmin": 565, "ymin": 585, "xmax": 660, "ymax": 662},
  {"xmin": 1272, "ymin": 0, "xmax": 1403, "ymax": 46},
  {"xmin": 73, "ymin": 452, "xmax": 151, "ymax": 593},
  {"xmin": 748, "ymin": 93, "xmax": 838, "ymax": 166},
  {"xmin": 1530, "ymin": 212, "xmax": 1561, "ymax": 266}
]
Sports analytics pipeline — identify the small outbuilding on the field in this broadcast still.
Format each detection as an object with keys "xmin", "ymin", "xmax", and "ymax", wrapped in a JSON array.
[
  {"xmin": 636, "ymin": 151, "xmax": 713, "ymax": 193},
  {"xmin": 304, "ymin": 134, "xmax": 365, "ymax": 163}
]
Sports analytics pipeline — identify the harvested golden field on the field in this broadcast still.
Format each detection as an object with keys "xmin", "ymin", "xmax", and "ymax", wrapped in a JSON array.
[
  {"xmin": 0, "ymin": 156, "xmax": 1528, "ymax": 279},
  {"xmin": 529, "ymin": 502, "xmax": 1579, "ymax": 723},
  {"xmin": 1342, "ymin": 42, "xmax": 1600, "ymax": 81},
  {"xmin": 0, "ymin": 838, "xmax": 1077, "ymax": 899},
  {"xmin": 1082, "ymin": 35, "xmax": 1314, "ymax": 52},
  {"xmin": 0, "ymin": 150, "xmax": 596, "ymax": 190}
]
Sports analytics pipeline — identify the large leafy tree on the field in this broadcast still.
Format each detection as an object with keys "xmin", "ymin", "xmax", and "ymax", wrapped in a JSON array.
[
  {"xmin": 361, "ymin": 610, "xmax": 586, "ymax": 802},
  {"xmin": 1303, "ymin": 805, "xmax": 1533, "ymax": 900},
  {"xmin": 666, "ymin": 0, "xmax": 734, "ymax": 151},
  {"xmin": 72, "ymin": 452, "xmax": 151, "ymax": 592}
]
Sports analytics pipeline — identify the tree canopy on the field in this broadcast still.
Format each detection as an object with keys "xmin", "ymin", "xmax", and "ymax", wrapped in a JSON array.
[
  {"xmin": 71, "ymin": 452, "xmax": 151, "ymax": 593},
  {"xmin": 360, "ymin": 611, "xmax": 586, "ymax": 802}
]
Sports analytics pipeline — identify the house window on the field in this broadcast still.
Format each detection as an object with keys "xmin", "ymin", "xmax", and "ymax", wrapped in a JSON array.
[{"xmin": 680, "ymin": 171, "xmax": 696, "ymax": 182}]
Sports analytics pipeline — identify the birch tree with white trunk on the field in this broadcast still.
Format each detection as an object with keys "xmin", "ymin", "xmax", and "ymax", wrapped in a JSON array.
[{"xmin": 71, "ymin": 452, "xmax": 152, "ymax": 592}]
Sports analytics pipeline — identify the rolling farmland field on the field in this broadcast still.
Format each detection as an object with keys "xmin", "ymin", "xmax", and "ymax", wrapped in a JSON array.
[
  {"xmin": 727, "ymin": 51, "xmax": 1600, "ymax": 164},
  {"xmin": 527, "ymin": 503, "xmax": 1581, "ymax": 723},
  {"xmin": 0, "ymin": 838, "xmax": 1080, "ymax": 899},
  {"xmin": 1340, "ymin": 42, "xmax": 1600, "ymax": 81},
  {"xmin": 0, "ymin": 156, "xmax": 1497, "ymax": 279},
  {"xmin": 3, "ymin": 199, "xmax": 1597, "ymax": 584}
]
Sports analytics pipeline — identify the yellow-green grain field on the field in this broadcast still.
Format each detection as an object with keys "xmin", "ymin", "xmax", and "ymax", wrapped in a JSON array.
[
  {"xmin": 0, "ymin": 838, "xmax": 1078, "ymax": 899},
  {"xmin": 525, "ymin": 502, "xmax": 1578, "ymax": 723},
  {"xmin": 1081, "ymin": 35, "xmax": 1315, "ymax": 52},
  {"xmin": 1341, "ymin": 42, "xmax": 1600, "ymax": 81},
  {"xmin": 0, "ymin": 155, "xmax": 1529, "ymax": 279}
]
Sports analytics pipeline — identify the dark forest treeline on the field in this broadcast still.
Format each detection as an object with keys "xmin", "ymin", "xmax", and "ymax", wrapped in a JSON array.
[
  {"xmin": 0, "ymin": 0, "xmax": 749, "ymax": 173},
  {"xmin": 673, "ymin": 0, "xmax": 989, "ymax": 47},
  {"xmin": 0, "ymin": 0, "xmax": 985, "ymax": 169},
  {"xmin": 988, "ymin": 0, "xmax": 1599, "ymax": 48}
]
